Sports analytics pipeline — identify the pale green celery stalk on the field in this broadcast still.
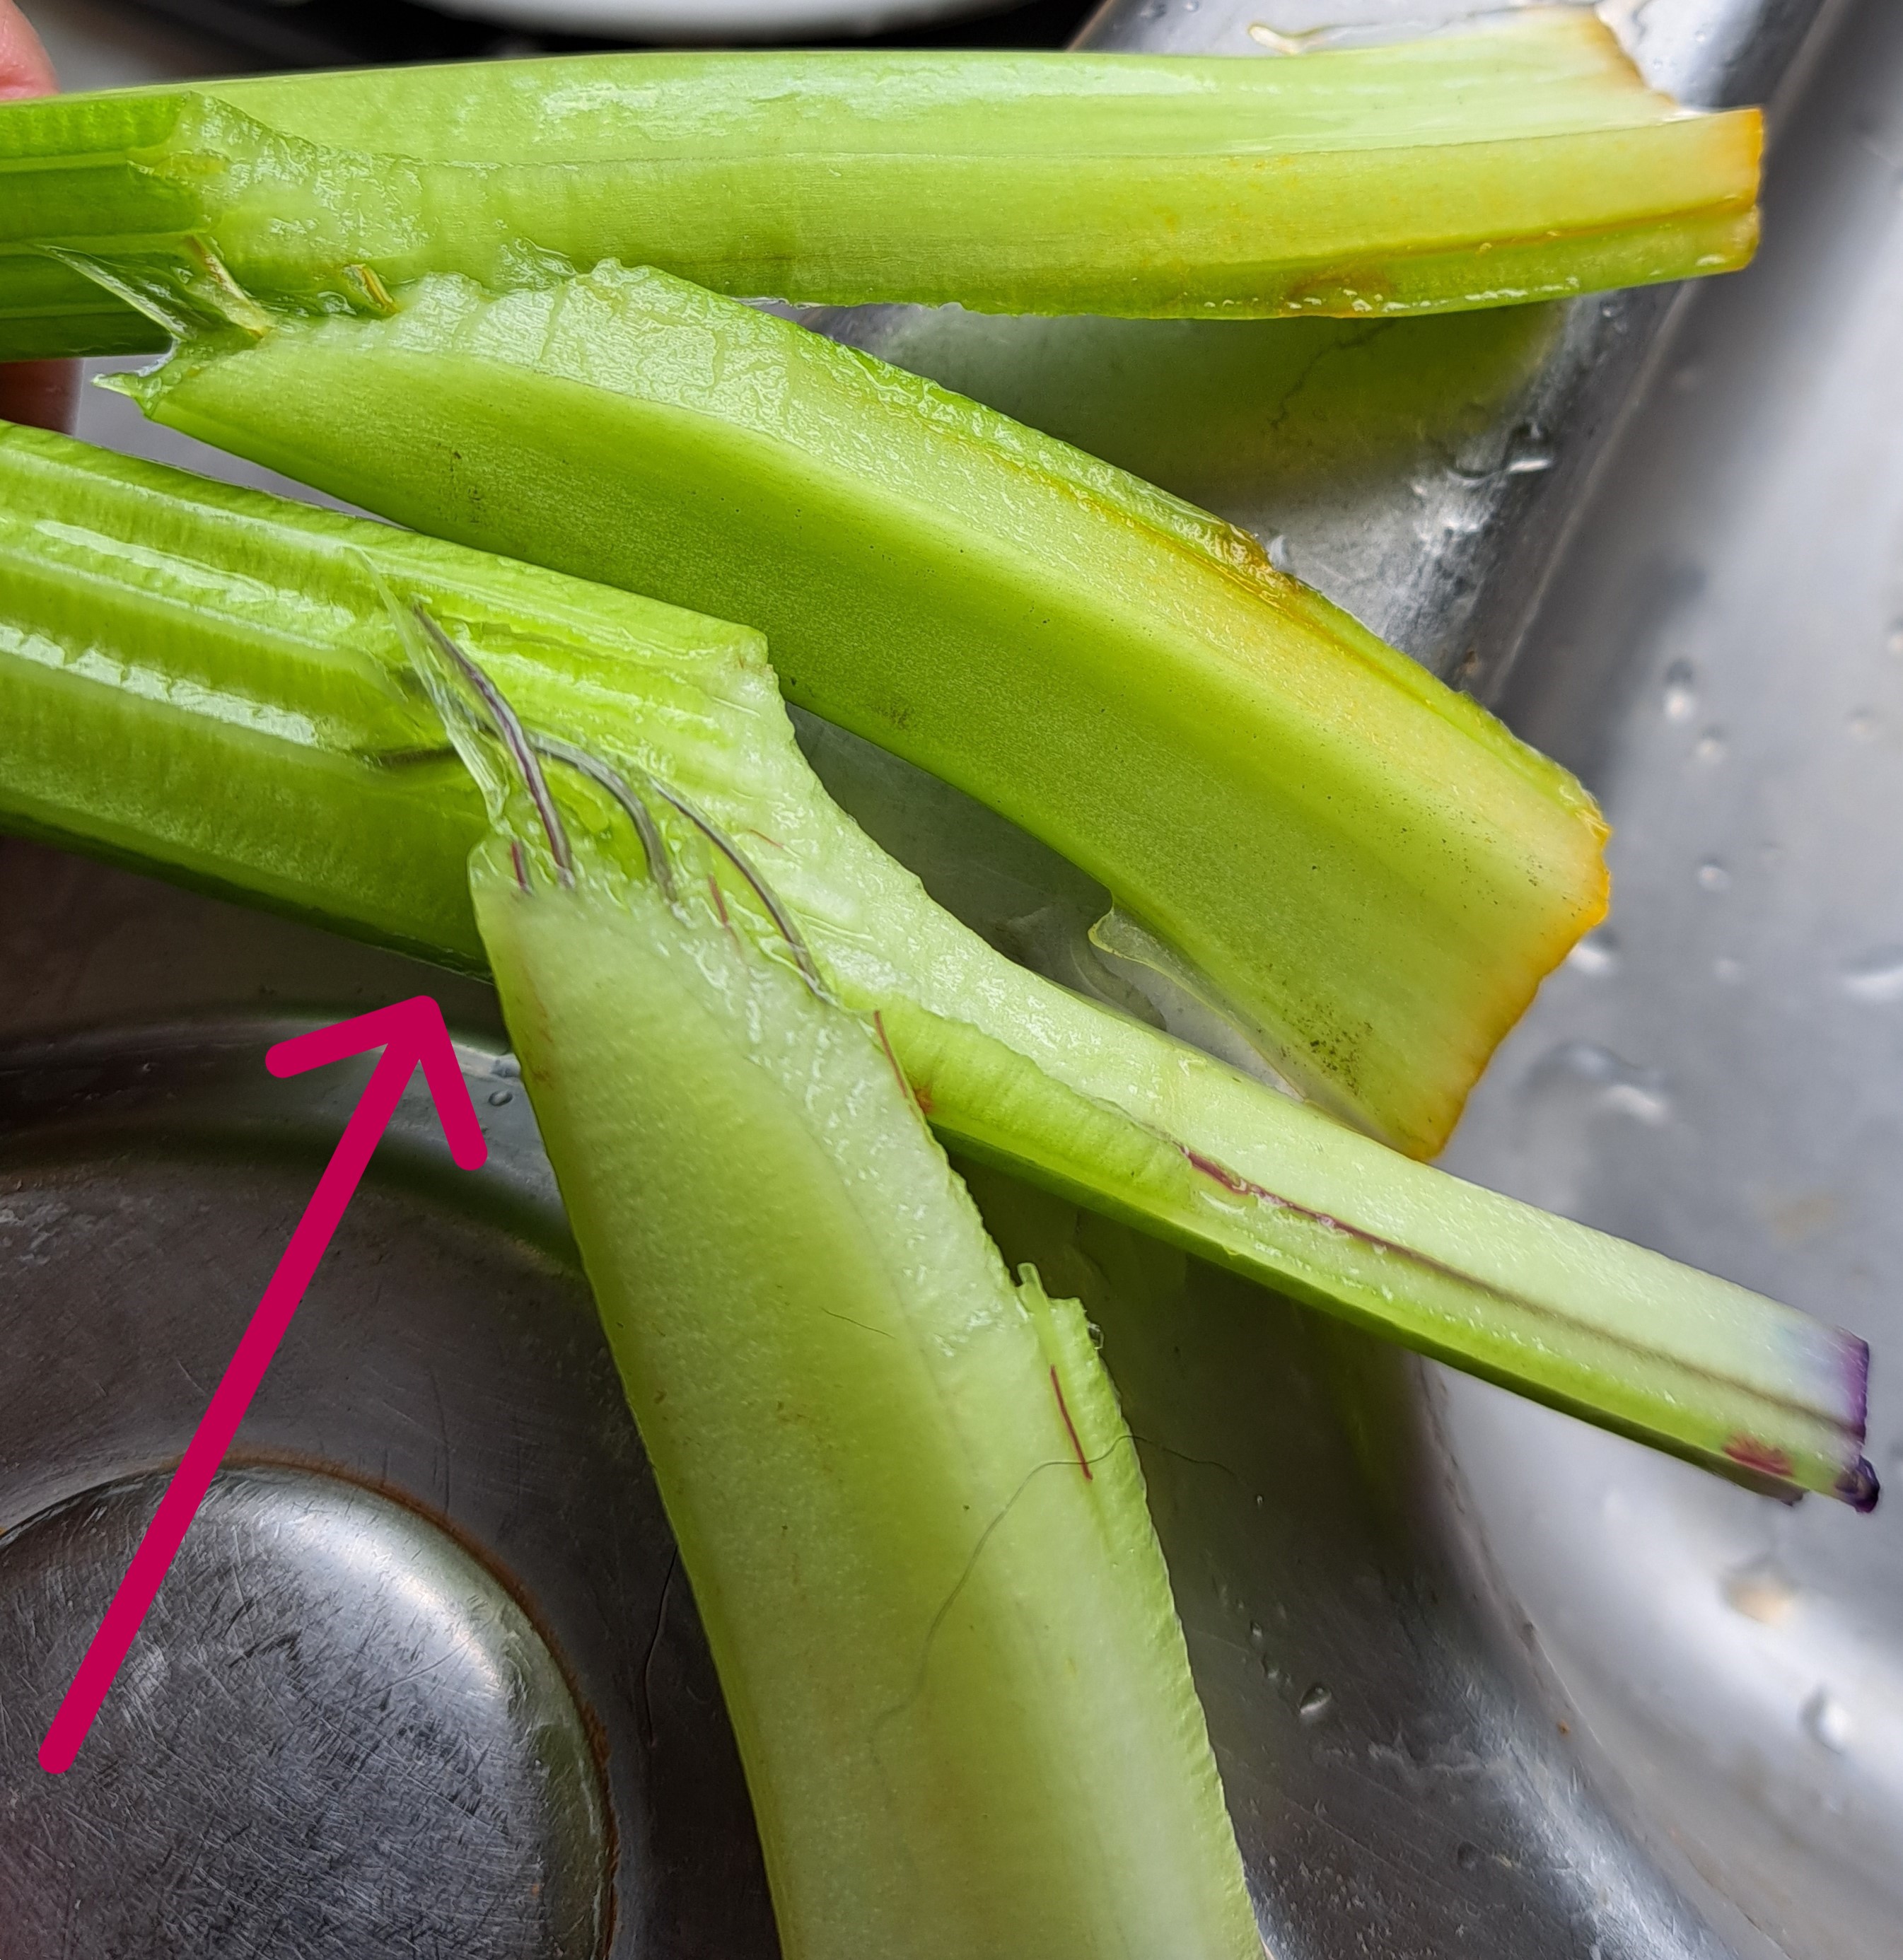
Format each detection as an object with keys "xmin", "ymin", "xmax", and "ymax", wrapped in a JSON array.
[
  {"xmin": 110, "ymin": 260, "xmax": 1608, "ymax": 1161},
  {"xmin": 424, "ymin": 631, "xmax": 1262, "ymax": 1960},
  {"xmin": 0, "ymin": 11, "xmax": 1760, "ymax": 359},
  {"xmin": 0, "ymin": 421, "xmax": 1875, "ymax": 1508}
]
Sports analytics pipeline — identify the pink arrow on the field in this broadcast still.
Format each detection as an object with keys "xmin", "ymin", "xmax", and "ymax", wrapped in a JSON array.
[{"xmin": 37, "ymin": 996, "xmax": 488, "ymax": 1774}]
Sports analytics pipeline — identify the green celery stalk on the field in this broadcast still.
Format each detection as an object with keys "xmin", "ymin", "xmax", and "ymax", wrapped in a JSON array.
[
  {"xmin": 0, "ymin": 11, "xmax": 1760, "ymax": 358},
  {"xmin": 426, "ymin": 626, "xmax": 1261, "ymax": 1960},
  {"xmin": 0, "ymin": 419, "xmax": 1875, "ymax": 1509},
  {"xmin": 109, "ymin": 259, "xmax": 1609, "ymax": 1160}
]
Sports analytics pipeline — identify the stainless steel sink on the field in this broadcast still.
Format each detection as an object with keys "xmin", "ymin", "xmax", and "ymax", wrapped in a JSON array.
[{"xmin": 4, "ymin": 1, "xmax": 1898, "ymax": 1954}]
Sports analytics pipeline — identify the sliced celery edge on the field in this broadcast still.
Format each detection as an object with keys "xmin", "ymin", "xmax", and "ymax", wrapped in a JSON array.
[{"xmin": 0, "ymin": 420, "xmax": 1873, "ymax": 1507}]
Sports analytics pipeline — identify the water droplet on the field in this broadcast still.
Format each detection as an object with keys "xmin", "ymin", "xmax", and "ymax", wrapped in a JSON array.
[
  {"xmin": 1503, "ymin": 428, "xmax": 1554, "ymax": 475},
  {"xmin": 1455, "ymin": 1842, "xmax": 1482, "ymax": 1872},
  {"xmin": 1414, "ymin": 468, "xmax": 1495, "ymax": 535},
  {"xmin": 487, "ymin": 1087, "xmax": 514, "ymax": 1107},
  {"xmin": 1266, "ymin": 532, "xmax": 1296, "ymax": 574},
  {"xmin": 1663, "ymin": 660, "xmax": 1697, "ymax": 721},
  {"xmin": 1565, "ymin": 930, "xmax": 1621, "ymax": 977},
  {"xmin": 1886, "ymin": 622, "xmax": 1903, "ymax": 658},
  {"xmin": 1803, "ymin": 1688, "xmax": 1853, "ymax": 1754},
  {"xmin": 1697, "ymin": 860, "xmax": 1730, "ymax": 892},
  {"xmin": 1524, "ymin": 1042, "xmax": 1672, "ymax": 1125},
  {"xmin": 1249, "ymin": 1621, "xmax": 1266, "ymax": 1651},
  {"xmin": 1713, "ymin": 955, "xmax": 1743, "ymax": 984},
  {"xmin": 1247, "ymin": 21, "xmax": 1324, "ymax": 52},
  {"xmin": 1722, "ymin": 1556, "xmax": 1798, "ymax": 1625},
  {"xmin": 1849, "ymin": 708, "xmax": 1880, "ymax": 740},
  {"xmin": 1841, "ymin": 946, "xmax": 1903, "ymax": 1003},
  {"xmin": 1694, "ymin": 729, "xmax": 1726, "ymax": 764},
  {"xmin": 1298, "ymin": 1683, "xmax": 1333, "ymax": 1723},
  {"xmin": 493, "ymin": 1054, "xmax": 521, "ymax": 1080}
]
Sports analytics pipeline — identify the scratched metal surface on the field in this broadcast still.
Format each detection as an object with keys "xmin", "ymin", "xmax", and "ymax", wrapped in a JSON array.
[
  {"xmin": 4, "ymin": 0, "xmax": 1898, "ymax": 1955},
  {"xmin": 0, "ymin": 1010, "xmax": 776, "ymax": 1957}
]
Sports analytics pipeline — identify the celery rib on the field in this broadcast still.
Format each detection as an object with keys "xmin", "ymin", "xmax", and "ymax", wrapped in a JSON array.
[
  {"xmin": 111, "ymin": 259, "xmax": 1609, "ymax": 1160},
  {"xmin": 428, "ymin": 628, "xmax": 1261, "ymax": 1960},
  {"xmin": 0, "ymin": 13, "xmax": 1759, "ymax": 358},
  {"xmin": 0, "ymin": 421, "xmax": 1873, "ymax": 1507}
]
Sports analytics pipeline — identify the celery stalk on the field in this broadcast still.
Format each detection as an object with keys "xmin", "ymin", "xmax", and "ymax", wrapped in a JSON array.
[
  {"xmin": 0, "ymin": 420, "xmax": 1874, "ymax": 1508},
  {"xmin": 427, "ymin": 631, "xmax": 1261, "ymax": 1960},
  {"xmin": 110, "ymin": 260, "xmax": 1608, "ymax": 1160},
  {"xmin": 0, "ymin": 11, "xmax": 1759, "ymax": 359}
]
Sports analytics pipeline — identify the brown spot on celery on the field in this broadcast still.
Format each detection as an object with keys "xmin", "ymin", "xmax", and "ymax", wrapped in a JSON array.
[
  {"xmin": 1723, "ymin": 1436, "xmax": 1795, "ymax": 1480},
  {"xmin": 343, "ymin": 262, "xmax": 395, "ymax": 314},
  {"xmin": 871, "ymin": 1010, "xmax": 912, "ymax": 1104}
]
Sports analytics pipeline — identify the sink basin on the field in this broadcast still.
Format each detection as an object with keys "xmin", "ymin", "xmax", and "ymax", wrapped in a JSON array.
[{"xmin": 4, "ymin": 0, "xmax": 1898, "ymax": 1954}]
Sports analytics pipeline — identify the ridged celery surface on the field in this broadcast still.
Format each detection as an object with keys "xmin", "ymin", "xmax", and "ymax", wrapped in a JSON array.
[
  {"xmin": 434, "ymin": 671, "xmax": 1260, "ymax": 1960},
  {"xmin": 112, "ymin": 262, "xmax": 1609, "ymax": 1160},
  {"xmin": 0, "ymin": 421, "xmax": 1874, "ymax": 1507},
  {"xmin": 0, "ymin": 11, "xmax": 1761, "ymax": 359}
]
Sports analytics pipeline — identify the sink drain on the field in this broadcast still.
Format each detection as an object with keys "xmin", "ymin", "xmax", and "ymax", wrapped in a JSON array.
[{"xmin": 0, "ymin": 1466, "xmax": 607, "ymax": 1959}]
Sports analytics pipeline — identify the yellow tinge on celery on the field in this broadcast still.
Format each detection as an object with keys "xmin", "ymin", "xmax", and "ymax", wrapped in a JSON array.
[{"xmin": 116, "ymin": 261, "xmax": 1608, "ymax": 1158}]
